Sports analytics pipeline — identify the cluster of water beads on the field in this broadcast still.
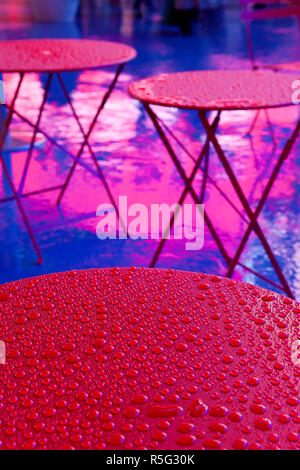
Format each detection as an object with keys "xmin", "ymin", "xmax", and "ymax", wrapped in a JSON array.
[
  {"xmin": 0, "ymin": 39, "xmax": 136, "ymax": 73},
  {"xmin": 0, "ymin": 267, "xmax": 299, "ymax": 450},
  {"xmin": 128, "ymin": 70, "xmax": 299, "ymax": 110}
]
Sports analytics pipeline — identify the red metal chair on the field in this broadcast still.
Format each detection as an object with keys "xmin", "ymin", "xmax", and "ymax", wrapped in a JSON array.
[
  {"xmin": 240, "ymin": 0, "xmax": 300, "ymax": 69},
  {"xmin": 240, "ymin": 0, "xmax": 300, "ymax": 138}
]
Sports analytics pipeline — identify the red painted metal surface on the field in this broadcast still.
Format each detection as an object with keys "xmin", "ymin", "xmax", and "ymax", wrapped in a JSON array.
[
  {"xmin": 0, "ymin": 39, "xmax": 136, "ymax": 73},
  {"xmin": 0, "ymin": 267, "xmax": 300, "ymax": 450},
  {"xmin": 128, "ymin": 70, "xmax": 299, "ymax": 110}
]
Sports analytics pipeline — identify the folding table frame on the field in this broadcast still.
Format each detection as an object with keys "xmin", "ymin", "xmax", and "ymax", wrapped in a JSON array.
[
  {"xmin": 0, "ymin": 64, "xmax": 125, "ymax": 264},
  {"xmin": 144, "ymin": 103, "xmax": 300, "ymax": 299}
]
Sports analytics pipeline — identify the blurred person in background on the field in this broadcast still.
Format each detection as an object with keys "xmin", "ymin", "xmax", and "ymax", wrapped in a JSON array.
[
  {"xmin": 164, "ymin": 0, "xmax": 200, "ymax": 34},
  {"xmin": 133, "ymin": 0, "xmax": 163, "ymax": 20}
]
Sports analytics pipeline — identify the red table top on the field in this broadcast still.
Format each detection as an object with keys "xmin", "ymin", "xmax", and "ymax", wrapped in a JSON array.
[
  {"xmin": 128, "ymin": 70, "xmax": 299, "ymax": 110},
  {"xmin": 0, "ymin": 267, "xmax": 299, "ymax": 450},
  {"xmin": 0, "ymin": 39, "xmax": 137, "ymax": 73}
]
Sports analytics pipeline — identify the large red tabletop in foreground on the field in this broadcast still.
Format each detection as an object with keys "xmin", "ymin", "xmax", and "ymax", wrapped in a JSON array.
[
  {"xmin": 128, "ymin": 70, "xmax": 299, "ymax": 110},
  {"xmin": 0, "ymin": 268, "xmax": 299, "ymax": 450},
  {"xmin": 0, "ymin": 39, "xmax": 136, "ymax": 73}
]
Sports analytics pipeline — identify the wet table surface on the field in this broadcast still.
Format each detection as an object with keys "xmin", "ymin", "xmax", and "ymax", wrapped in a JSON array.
[
  {"xmin": 128, "ymin": 70, "xmax": 299, "ymax": 110},
  {"xmin": 0, "ymin": 267, "xmax": 299, "ymax": 450},
  {"xmin": 0, "ymin": 39, "xmax": 137, "ymax": 73}
]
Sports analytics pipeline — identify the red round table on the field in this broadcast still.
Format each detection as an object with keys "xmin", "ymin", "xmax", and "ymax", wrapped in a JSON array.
[
  {"xmin": 128, "ymin": 70, "xmax": 297, "ymax": 110},
  {"xmin": 0, "ymin": 267, "xmax": 299, "ymax": 450},
  {"xmin": 0, "ymin": 39, "xmax": 137, "ymax": 264},
  {"xmin": 128, "ymin": 70, "xmax": 300, "ymax": 299},
  {"xmin": 0, "ymin": 39, "xmax": 137, "ymax": 73}
]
